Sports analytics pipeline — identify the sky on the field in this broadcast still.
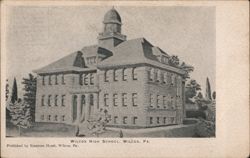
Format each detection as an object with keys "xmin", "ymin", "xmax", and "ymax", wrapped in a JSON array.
[{"xmin": 5, "ymin": 5, "xmax": 215, "ymax": 95}]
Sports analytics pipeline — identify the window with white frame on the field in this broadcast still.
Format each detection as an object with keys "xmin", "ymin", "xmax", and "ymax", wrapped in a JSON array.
[
  {"xmin": 132, "ymin": 93, "xmax": 138, "ymax": 106},
  {"xmin": 122, "ymin": 93, "xmax": 127, "ymax": 106},
  {"xmin": 113, "ymin": 94, "xmax": 118, "ymax": 106},
  {"xmin": 113, "ymin": 69, "xmax": 118, "ymax": 81},
  {"xmin": 132, "ymin": 67, "xmax": 138, "ymax": 80},
  {"xmin": 104, "ymin": 94, "xmax": 109, "ymax": 107}
]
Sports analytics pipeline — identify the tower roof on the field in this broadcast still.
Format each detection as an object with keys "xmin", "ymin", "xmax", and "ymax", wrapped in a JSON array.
[{"xmin": 103, "ymin": 7, "xmax": 122, "ymax": 24}]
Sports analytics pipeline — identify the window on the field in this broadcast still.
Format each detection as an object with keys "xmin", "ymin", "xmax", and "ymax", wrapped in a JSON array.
[
  {"xmin": 150, "ymin": 117, "xmax": 153, "ymax": 124},
  {"xmin": 81, "ymin": 95, "xmax": 85, "ymax": 106},
  {"xmin": 54, "ymin": 115, "xmax": 58, "ymax": 121},
  {"xmin": 156, "ymin": 95, "xmax": 160, "ymax": 108},
  {"xmin": 41, "ymin": 95, "xmax": 45, "ymax": 106},
  {"xmin": 156, "ymin": 70, "xmax": 161, "ymax": 82},
  {"xmin": 113, "ymin": 94, "xmax": 118, "ymax": 106},
  {"xmin": 171, "ymin": 74, "xmax": 175, "ymax": 86},
  {"xmin": 171, "ymin": 97, "xmax": 175, "ymax": 109},
  {"xmin": 42, "ymin": 76, "xmax": 45, "ymax": 85},
  {"xmin": 104, "ymin": 71, "xmax": 108, "ymax": 82},
  {"xmin": 122, "ymin": 68, "xmax": 128, "ymax": 81},
  {"xmin": 123, "ymin": 116, "xmax": 128, "ymax": 124},
  {"xmin": 84, "ymin": 74, "xmax": 88, "ymax": 85},
  {"xmin": 48, "ymin": 115, "xmax": 51, "ymax": 121},
  {"xmin": 48, "ymin": 75, "xmax": 52, "ymax": 85},
  {"xmin": 62, "ymin": 115, "xmax": 65, "ymax": 121},
  {"xmin": 132, "ymin": 116, "xmax": 138, "ymax": 124},
  {"xmin": 113, "ymin": 69, "xmax": 118, "ymax": 81},
  {"xmin": 122, "ymin": 93, "xmax": 127, "ymax": 106},
  {"xmin": 132, "ymin": 93, "xmax": 138, "ymax": 106},
  {"xmin": 90, "ymin": 94, "xmax": 94, "ymax": 106},
  {"xmin": 55, "ymin": 75, "xmax": 58, "ymax": 85},
  {"xmin": 171, "ymin": 117, "xmax": 175, "ymax": 124},
  {"xmin": 62, "ymin": 95, "xmax": 65, "ymax": 106},
  {"xmin": 55, "ymin": 95, "xmax": 58, "ymax": 106},
  {"xmin": 132, "ymin": 67, "xmax": 138, "ymax": 80},
  {"xmin": 163, "ymin": 96, "xmax": 167, "ymax": 108},
  {"xmin": 104, "ymin": 94, "xmax": 109, "ymax": 107},
  {"xmin": 48, "ymin": 95, "xmax": 51, "ymax": 106},
  {"xmin": 163, "ymin": 73, "xmax": 167, "ymax": 84},
  {"xmin": 157, "ymin": 117, "xmax": 160, "ymax": 124},
  {"xmin": 62, "ymin": 74, "xmax": 65, "ymax": 85},
  {"xmin": 149, "ymin": 68, "xmax": 154, "ymax": 81},
  {"xmin": 90, "ymin": 73, "xmax": 94, "ymax": 85},
  {"xmin": 41, "ymin": 115, "xmax": 44, "ymax": 120},
  {"xmin": 79, "ymin": 74, "xmax": 83, "ymax": 85},
  {"xmin": 163, "ymin": 117, "xmax": 166, "ymax": 124},
  {"xmin": 114, "ymin": 116, "xmax": 118, "ymax": 124},
  {"xmin": 149, "ymin": 94, "xmax": 154, "ymax": 108}
]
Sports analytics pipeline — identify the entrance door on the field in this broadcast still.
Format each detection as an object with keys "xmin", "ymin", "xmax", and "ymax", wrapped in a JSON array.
[{"xmin": 72, "ymin": 95, "xmax": 77, "ymax": 122}]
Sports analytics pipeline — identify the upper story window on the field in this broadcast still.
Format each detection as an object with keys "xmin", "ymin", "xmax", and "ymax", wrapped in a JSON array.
[
  {"xmin": 163, "ymin": 96, "xmax": 167, "ymax": 108},
  {"xmin": 113, "ymin": 69, "xmax": 118, "ymax": 81},
  {"xmin": 161, "ymin": 56, "xmax": 169, "ymax": 64},
  {"xmin": 122, "ymin": 68, "xmax": 128, "ymax": 81},
  {"xmin": 55, "ymin": 75, "xmax": 58, "ymax": 85},
  {"xmin": 48, "ymin": 115, "xmax": 51, "ymax": 121},
  {"xmin": 48, "ymin": 75, "xmax": 52, "ymax": 85},
  {"xmin": 156, "ymin": 70, "xmax": 161, "ymax": 82},
  {"xmin": 87, "ymin": 56, "xmax": 96, "ymax": 65},
  {"xmin": 150, "ymin": 117, "xmax": 153, "ymax": 124},
  {"xmin": 132, "ymin": 67, "xmax": 138, "ymax": 80},
  {"xmin": 42, "ymin": 76, "xmax": 45, "ymax": 85},
  {"xmin": 41, "ymin": 95, "xmax": 45, "ymax": 106},
  {"xmin": 122, "ymin": 93, "xmax": 127, "ymax": 106},
  {"xmin": 55, "ymin": 95, "xmax": 58, "ymax": 106},
  {"xmin": 79, "ymin": 74, "xmax": 83, "ymax": 85},
  {"xmin": 104, "ymin": 94, "xmax": 109, "ymax": 107},
  {"xmin": 149, "ymin": 94, "xmax": 154, "ymax": 107},
  {"xmin": 163, "ymin": 72, "xmax": 168, "ymax": 84},
  {"xmin": 48, "ymin": 95, "xmax": 51, "ymax": 106},
  {"xmin": 62, "ymin": 74, "xmax": 65, "ymax": 85},
  {"xmin": 61, "ymin": 95, "xmax": 65, "ymax": 106},
  {"xmin": 148, "ymin": 68, "xmax": 154, "ymax": 81},
  {"xmin": 171, "ymin": 74, "xmax": 175, "ymax": 86},
  {"xmin": 156, "ymin": 95, "xmax": 160, "ymax": 108},
  {"xmin": 132, "ymin": 93, "xmax": 138, "ymax": 106},
  {"xmin": 113, "ymin": 94, "xmax": 118, "ymax": 106},
  {"xmin": 104, "ymin": 70, "xmax": 109, "ymax": 82},
  {"xmin": 54, "ymin": 115, "xmax": 58, "ymax": 121},
  {"xmin": 90, "ymin": 73, "xmax": 94, "ymax": 85},
  {"xmin": 84, "ymin": 74, "xmax": 88, "ymax": 85}
]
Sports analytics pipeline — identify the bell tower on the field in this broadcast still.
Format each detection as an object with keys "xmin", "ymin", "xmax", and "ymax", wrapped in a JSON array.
[{"xmin": 98, "ymin": 7, "xmax": 126, "ymax": 49}]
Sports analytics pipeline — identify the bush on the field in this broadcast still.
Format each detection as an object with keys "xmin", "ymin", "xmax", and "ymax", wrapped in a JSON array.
[{"xmin": 186, "ymin": 110, "xmax": 206, "ymax": 119}]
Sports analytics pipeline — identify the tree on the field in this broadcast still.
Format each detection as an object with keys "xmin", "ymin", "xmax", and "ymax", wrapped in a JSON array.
[
  {"xmin": 180, "ymin": 62, "xmax": 194, "ymax": 79},
  {"xmin": 205, "ymin": 77, "xmax": 212, "ymax": 100},
  {"xmin": 22, "ymin": 74, "xmax": 37, "ymax": 122},
  {"xmin": 6, "ymin": 79, "xmax": 9, "ymax": 101},
  {"xmin": 169, "ymin": 55, "xmax": 180, "ymax": 67},
  {"xmin": 212, "ymin": 91, "xmax": 216, "ymax": 100},
  {"xmin": 9, "ymin": 98, "xmax": 32, "ymax": 136},
  {"xmin": 11, "ymin": 78, "xmax": 18, "ymax": 104},
  {"xmin": 185, "ymin": 79, "xmax": 201, "ymax": 103}
]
